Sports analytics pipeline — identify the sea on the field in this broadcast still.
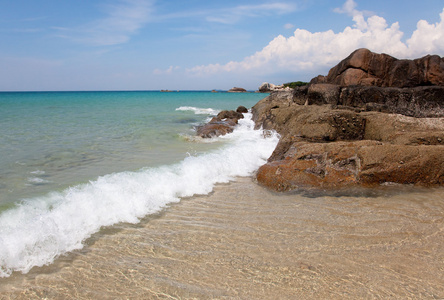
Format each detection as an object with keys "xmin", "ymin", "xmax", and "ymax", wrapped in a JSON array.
[
  {"xmin": 1, "ymin": 91, "xmax": 444, "ymax": 299},
  {"xmin": 0, "ymin": 91, "xmax": 277, "ymax": 277}
]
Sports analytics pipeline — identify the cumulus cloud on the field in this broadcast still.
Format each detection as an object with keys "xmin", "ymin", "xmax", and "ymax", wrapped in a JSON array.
[
  {"xmin": 187, "ymin": 0, "xmax": 444, "ymax": 77},
  {"xmin": 55, "ymin": 0, "xmax": 153, "ymax": 46},
  {"xmin": 407, "ymin": 9, "xmax": 444, "ymax": 57}
]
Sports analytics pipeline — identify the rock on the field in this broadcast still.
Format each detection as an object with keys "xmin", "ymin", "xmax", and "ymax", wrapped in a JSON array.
[
  {"xmin": 228, "ymin": 87, "xmax": 247, "ymax": 93},
  {"xmin": 217, "ymin": 110, "xmax": 244, "ymax": 121},
  {"xmin": 236, "ymin": 106, "xmax": 248, "ymax": 113},
  {"xmin": 338, "ymin": 85, "xmax": 444, "ymax": 117},
  {"xmin": 361, "ymin": 112, "xmax": 444, "ymax": 145},
  {"xmin": 322, "ymin": 48, "xmax": 444, "ymax": 88},
  {"xmin": 258, "ymin": 82, "xmax": 291, "ymax": 92},
  {"xmin": 286, "ymin": 84, "xmax": 444, "ymax": 118},
  {"xmin": 254, "ymin": 95, "xmax": 444, "ymax": 189},
  {"xmin": 253, "ymin": 49, "xmax": 444, "ymax": 191},
  {"xmin": 257, "ymin": 140, "xmax": 376, "ymax": 190},
  {"xmin": 196, "ymin": 121, "xmax": 235, "ymax": 138},
  {"xmin": 257, "ymin": 140, "xmax": 444, "ymax": 191},
  {"xmin": 252, "ymin": 103, "xmax": 366, "ymax": 142},
  {"xmin": 196, "ymin": 109, "xmax": 246, "ymax": 138},
  {"xmin": 259, "ymin": 82, "xmax": 273, "ymax": 92}
]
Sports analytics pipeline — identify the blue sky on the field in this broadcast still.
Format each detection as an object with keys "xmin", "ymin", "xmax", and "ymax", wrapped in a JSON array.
[{"xmin": 1, "ymin": 0, "xmax": 443, "ymax": 91}]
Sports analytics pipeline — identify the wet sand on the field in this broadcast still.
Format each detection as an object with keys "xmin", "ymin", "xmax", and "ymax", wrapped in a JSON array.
[{"xmin": 1, "ymin": 177, "xmax": 443, "ymax": 299}]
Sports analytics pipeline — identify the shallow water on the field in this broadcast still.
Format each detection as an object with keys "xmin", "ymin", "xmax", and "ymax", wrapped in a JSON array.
[
  {"xmin": 1, "ymin": 178, "xmax": 443, "ymax": 299},
  {"xmin": 0, "ymin": 91, "xmax": 264, "ymax": 205},
  {"xmin": 0, "ymin": 91, "xmax": 275, "ymax": 278}
]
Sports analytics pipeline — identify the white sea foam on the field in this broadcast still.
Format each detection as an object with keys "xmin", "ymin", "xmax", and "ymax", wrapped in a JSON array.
[
  {"xmin": 0, "ymin": 113, "xmax": 279, "ymax": 277},
  {"xmin": 30, "ymin": 170, "xmax": 45, "ymax": 175},
  {"xmin": 27, "ymin": 177, "xmax": 51, "ymax": 184},
  {"xmin": 175, "ymin": 106, "xmax": 219, "ymax": 115}
]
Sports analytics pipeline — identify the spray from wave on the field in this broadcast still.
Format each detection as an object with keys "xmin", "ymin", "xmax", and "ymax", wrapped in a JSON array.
[
  {"xmin": 0, "ymin": 112, "xmax": 279, "ymax": 277},
  {"xmin": 175, "ymin": 106, "xmax": 220, "ymax": 115}
]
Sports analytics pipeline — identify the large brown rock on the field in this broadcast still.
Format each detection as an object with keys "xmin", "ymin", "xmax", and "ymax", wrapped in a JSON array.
[
  {"xmin": 196, "ymin": 121, "xmax": 235, "ymax": 138},
  {"xmin": 319, "ymin": 48, "xmax": 444, "ymax": 88},
  {"xmin": 252, "ymin": 89, "xmax": 444, "ymax": 190},
  {"xmin": 196, "ymin": 109, "xmax": 245, "ymax": 138},
  {"xmin": 253, "ymin": 101, "xmax": 365, "ymax": 142},
  {"xmin": 280, "ymin": 84, "xmax": 444, "ymax": 118},
  {"xmin": 236, "ymin": 49, "xmax": 444, "ymax": 190},
  {"xmin": 361, "ymin": 112, "xmax": 444, "ymax": 145},
  {"xmin": 257, "ymin": 140, "xmax": 444, "ymax": 191}
]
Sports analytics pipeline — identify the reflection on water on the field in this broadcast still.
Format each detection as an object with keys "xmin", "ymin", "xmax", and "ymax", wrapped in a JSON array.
[{"xmin": 1, "ymin": 178, "xmax": 443, "ymax": 299}]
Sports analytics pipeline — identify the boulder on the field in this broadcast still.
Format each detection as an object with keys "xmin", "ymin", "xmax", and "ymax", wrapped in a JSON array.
[
  {"xmin": 284, "ymin": 84, "xmax": 444, "ymax": 118},
  {"xmin": 257, "ymin": 140, "xmax": 444, "ymax": 191},
  {"xmin": 252, "ymin": 103, "xmax": 366, "ymax": 142},
  {"xmin": 196, "ymin": 109, "xmax": 246, "ymax": 138},
  {"xmin": 320, "ymin": 48, "xmax": 444, "ymax": 88},
  {"xmin": 217, "ymin": 110, "xmax": 244, "ymax": 121},
  {"xmin": 236, "ymin": 106, "xmax": 248, "ymax": 113},
  {"xmin": 259, "ymin": 82, "xmax": 273, "ymax": 92},
  {"xmin": 196, "ymin": 121, "xmax": 235, "ymax": 138},
  {"xmin": 258, "ymin": 82, "xmax": 290, "ymax": 92}
]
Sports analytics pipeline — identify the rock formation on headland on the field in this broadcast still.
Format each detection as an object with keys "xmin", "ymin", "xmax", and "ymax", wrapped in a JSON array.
[
  {"xmin": 258, "ymin": 82, "xmax": 292, "ymax": 92},
  {"xmin": 227, "ymin": 87, "xmax": 248, "ymax": 93},
  {"xmin": 253, "ymin": 48, "xmax": 444, "ymax": 191},
  {"xmin": 196, "ymin": 48, "xmax": 444, "ymax": 191}
]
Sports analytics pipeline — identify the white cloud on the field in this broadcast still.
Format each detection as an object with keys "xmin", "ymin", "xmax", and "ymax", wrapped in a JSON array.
[
  {"xmin": 153, "ymin": 66, "xmax": 180, "ymax": 75},
  {"xmin": 407, "ymin": 9, "xmax": 444, "ymax": 57},
  {"xmin": 187, "ymin": 0, "xmax": 444, "ymax": 78},
  {"xmin": 284, "ymin": 23, "xmax": 294, "ymax": 29},
  {"xmin": 205, "ymin": 2, "xmax": 298, "ymax": 24},
  {"xmin": 55, "ymin": 0, "xmax": 154, "ymax": 46}
]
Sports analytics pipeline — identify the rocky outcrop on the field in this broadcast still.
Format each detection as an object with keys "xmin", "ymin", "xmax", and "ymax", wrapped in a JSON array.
[
  {"xmin": 257, "ymin": 138, "xmax": 444, "ymax": 191},
  {"xmin": 228, "ymin": 87, "xmax": 247, "ymax": 93},
  {"xmin": 312, "ymin": 48, "xmax": 444, "ymax": 87},
  {"xmin": 196, "ymin": 107, "xmax": 246, "ymax": 138},
  {"xmin": 253, "ymin": 49, "xmax": 444, "ymax": 191},
  {"xmin": 285, "ymin": 83, "xmax": 444, "ymax": 117},
  {"xmin": 258, "ymin": 82, "xmax": 292, "ymax": 93}
]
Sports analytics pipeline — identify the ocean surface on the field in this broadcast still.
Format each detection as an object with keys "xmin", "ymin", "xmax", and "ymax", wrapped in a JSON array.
[
  {"xmin": 1, "ymin": 91, "xmax": 443, "ymax": 299},
  {"xmin": 0, "ymin": 91, "xmax": 277, "ymax": 277}
]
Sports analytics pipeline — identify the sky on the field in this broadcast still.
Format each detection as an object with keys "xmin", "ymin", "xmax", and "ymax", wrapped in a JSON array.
[{"xmin": 1, "ymin": 0, "xmax": 444, "ymax": 91}]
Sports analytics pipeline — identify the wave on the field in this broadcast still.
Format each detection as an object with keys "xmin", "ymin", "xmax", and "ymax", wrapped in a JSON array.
[
  {"xmin": 0, "ymin": 113, "xmax": 279, "ymax": 277},
  {"xmin": 175, "ymin": 106, "xmax": 220, "ymax": 115}
]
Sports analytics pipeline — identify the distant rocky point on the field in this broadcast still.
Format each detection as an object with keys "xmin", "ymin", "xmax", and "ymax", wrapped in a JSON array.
[{"xmin": 227, "ymin": 87, "xmax": 247, "ymax": 93}]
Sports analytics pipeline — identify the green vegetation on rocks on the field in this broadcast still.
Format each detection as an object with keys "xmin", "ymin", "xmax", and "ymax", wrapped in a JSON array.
[{"xmin": 283, "ymin": 81, "xmax": 309, "ymax": 89}]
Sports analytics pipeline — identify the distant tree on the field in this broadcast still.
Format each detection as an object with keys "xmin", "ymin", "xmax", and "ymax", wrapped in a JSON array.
[{"xmin": 283, "ymin": 81, "xmax": 309, "ymax": 88}]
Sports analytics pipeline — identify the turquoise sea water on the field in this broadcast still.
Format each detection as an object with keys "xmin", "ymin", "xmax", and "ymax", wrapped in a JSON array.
[{"xmin": 0, "ymin": 91, "xmax": 278, "ymax": 277}]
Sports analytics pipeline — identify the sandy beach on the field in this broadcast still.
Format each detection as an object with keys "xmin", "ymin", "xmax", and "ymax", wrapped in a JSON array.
[{"xmin": 1, "ymin": 177, "xmax": 443, "ymax": 299}]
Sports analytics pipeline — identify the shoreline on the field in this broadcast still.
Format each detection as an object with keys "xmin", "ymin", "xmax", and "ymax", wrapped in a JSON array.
[{"xmin": 1, "ymin": 176, "xmax": 443, "ymax": 299}]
